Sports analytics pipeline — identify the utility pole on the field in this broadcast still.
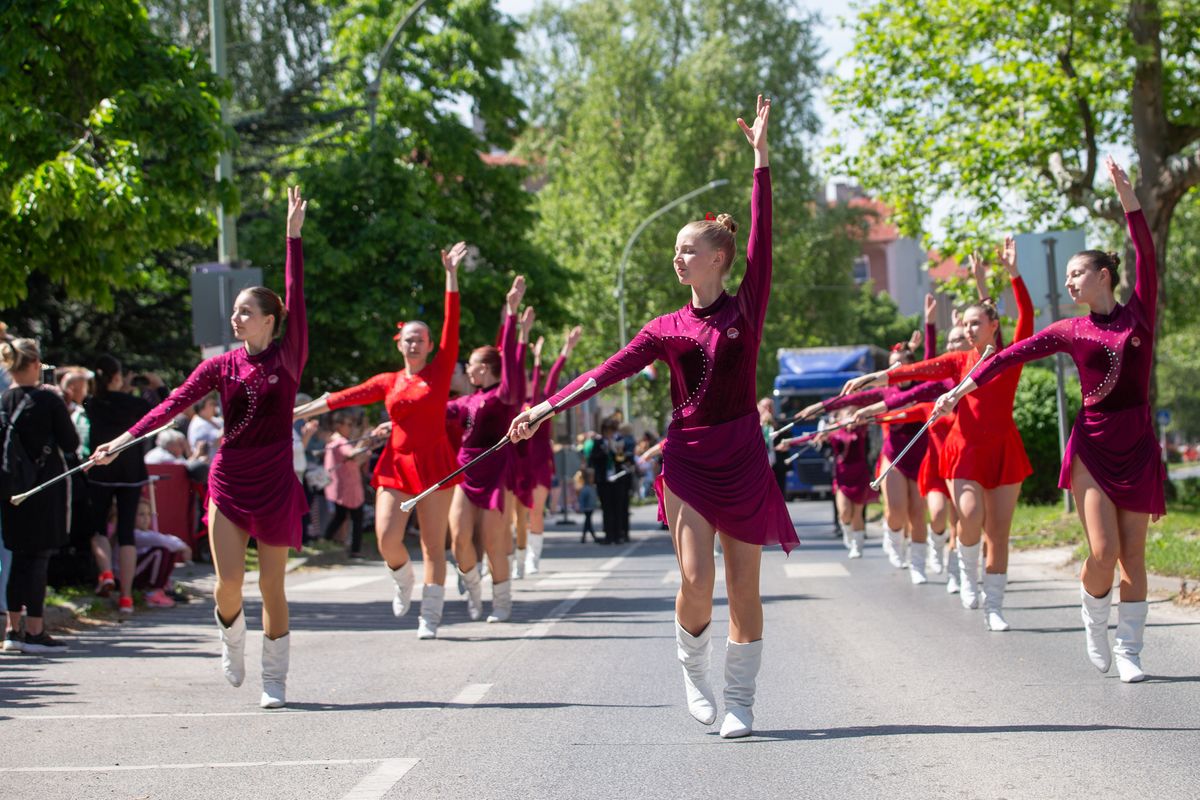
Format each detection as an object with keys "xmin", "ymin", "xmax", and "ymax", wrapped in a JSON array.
[
  {"xmin": 209, "ymin": 0, "xmax": 237, "ymax": 265},
  {"xmin": 1042, "ymin": 237, "xmax": 1073, "ymax": 513}
]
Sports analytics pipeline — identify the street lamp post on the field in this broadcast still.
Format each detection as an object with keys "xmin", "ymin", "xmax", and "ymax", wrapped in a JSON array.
[
  {"xmin": 615, "ymin": 178, "xmax": 730, "ymax": 420},
  {"xmin": 1042, "ymin": 237, "xmax": 1074, "ymax": 513}
]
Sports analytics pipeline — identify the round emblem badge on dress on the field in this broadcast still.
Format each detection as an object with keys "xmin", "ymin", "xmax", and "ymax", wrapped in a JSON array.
[
  {"xmin": 726, "ymin": 327, "xmax": 740, "ymax": 339},
  {"xmin": 268, "ymin": 374, "xmax": 280, "ymax": 384},
  {"xmin": 1131, "ymin": 336, "xmax": 1141, "ymax": 348}
]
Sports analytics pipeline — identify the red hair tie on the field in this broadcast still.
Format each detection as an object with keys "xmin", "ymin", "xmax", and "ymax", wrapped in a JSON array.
[
  {"xmin": 704, "ymin": 212, "xmax": 717, "ymax": 221},
  {"xmin": 392, "ymin": 321, "xmax": 406, "ymax": 341},
  {"xmin": 890, "ymin": 342, "xmax": 907, "ymax": 353}
]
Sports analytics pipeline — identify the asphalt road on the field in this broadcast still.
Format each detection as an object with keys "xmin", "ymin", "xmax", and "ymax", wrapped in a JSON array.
[{"xmin": 2, "ymin": 499, "xmax": 1198, "ymax": 800}]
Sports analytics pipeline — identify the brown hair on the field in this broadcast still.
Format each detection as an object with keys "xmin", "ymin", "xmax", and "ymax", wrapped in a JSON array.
[
  {"xmin": 1071, "ymin": 249, "xmax": 1121, "ymax": 290},
  {"xmin": 962, "ymin": 299, "xmax": 1004, "ymax": 347},
  {"xmin": 242, "ymin": 286, "xmax": 287, "ymax": 337},
  {"xmin": 0, "ymin": 338, "xmax": 39, "ymax": 373},
  {"xmin": 682, "ymin": 214, "xmax": 739, "ymax": 273},
  {"xmin": 471, "ymin": 345, "xmax": 501, "ymax": 379}
]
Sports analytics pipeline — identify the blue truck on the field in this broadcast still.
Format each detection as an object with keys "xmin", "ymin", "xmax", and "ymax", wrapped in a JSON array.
[{"xmin": 772, "ymin": 345, "xmax": 889, "ymax": 499}]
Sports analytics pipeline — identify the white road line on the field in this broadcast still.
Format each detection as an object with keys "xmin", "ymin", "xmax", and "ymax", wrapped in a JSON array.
[
  {"xmin": 783, "ymin": 562, "xmax": 850, "ymax": 578},
  {"xmin": 289, "ymin": 574, "xmax": 383, "ymax": 592},
  {"xmin": 446, "ymin": 683, "xmax": 493, "ymax": 707},
  {"xmin": 0, "ymin": 758, "xmax": 385, "ymax": 774},
  {"xmin": 523, "ymin": 540, "xmax": 645, "ymax": 639},
  {"xmin": 339, "ymin": 758, "xmax": 420, "ymax": 800}
]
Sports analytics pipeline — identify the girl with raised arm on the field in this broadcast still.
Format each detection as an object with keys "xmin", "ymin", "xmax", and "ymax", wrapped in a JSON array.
[
  {"xmin": 509, "ymin": 96, "xmax": 794, "ymax": 739},
  {"xmin": 293, "ymin": 243, "xmax": 466, "ymax": 639},
  {"xmin": 507, "ymin": 307, "xmax": 536, "ymax": 579},
  {"xmin": 845, "ymin": 235, "xmax": 1034, "ymax": 631},
  {"xmin": 92, "ymin": 187, "xmax": 311, "ymax": 708},
  {"xmin": 447, "ymin": 277, "xmax": 527, "ymax": 624},
  {"xmin": 933, "ymin": 157, "xmax": 1163, "ymax": 681}
]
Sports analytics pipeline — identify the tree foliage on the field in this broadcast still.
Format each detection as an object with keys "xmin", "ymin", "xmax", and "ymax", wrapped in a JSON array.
[
  {"xmin": 518, "ymin": 0, "xmax": 865, "ymax": 418},
  {"xmin": 0, "ymin": 0, "xmax": 229, "ymax": 306}
]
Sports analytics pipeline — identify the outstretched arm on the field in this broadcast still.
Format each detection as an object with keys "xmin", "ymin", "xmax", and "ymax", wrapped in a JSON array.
[
  {"xmin": 1106, "ymin": 157, "xmax": 1155, "ymax": 328},
  {"xmin": 544, "ymin": 325, "xmax": 581, "ymax": 398},
  {"xmin": 497, "ymin": 276, "xmax": 525, "ymax": 406},
  {"xmin": 924, "ymin": 293, "xmax": 938, "ymax": 359},
  {"xmin": 735, "ymin": 95, "xmax": 773, "ymax": 336},
  {"xmin": 282, "ymin": 186, "xmax": 308, "ymax": 378}
]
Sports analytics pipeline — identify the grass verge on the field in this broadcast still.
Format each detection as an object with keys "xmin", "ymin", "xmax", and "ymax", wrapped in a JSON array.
[{"xmin": 1010, "ymin": 502, "xmax": 1200, "ymax": 580}]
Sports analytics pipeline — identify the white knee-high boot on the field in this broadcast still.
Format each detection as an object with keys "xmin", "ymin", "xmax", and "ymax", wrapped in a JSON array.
[
  {"xmin": 909, "ymin": 537, "xmax": 928, "ymax": 585},
  {"xmin": 945, "ymin": 548, "xmax": 960, "ymax": 594},
  {"xmin": 848, "ymin": 529, "xmax": 864, "ymax": 559},
  {"xmin": 720, "ymin": 639, "xmax": 763, "ymax": 739},
  {"xmin": 928, "ymin": 530, "xmax": 949, "ymax": 574},
  {"xmin": 460, "ymin": 565, "xmax": 483, "ymax": 621},
  {"xmin": 1113, "ymin": 600, "xmax": 1148, "ymax": 683},
  {"xmin": 675, "ymin": 620, "xmax": 717, "ymax": 725},
  {"xmin": 1079, "ymin": 585, "xmax": 1112, "ymax": 673},
  {"xmin": 260, "ymin": 633, "xmax": 290, "ymax": 709},
  {"xmin": 513, "ymin": 548, "xmax": 526, "ymax": 580},
  {"xmin": 215, "ymin": 607, "xmax": 246, "ymax": 688},
  {"xmin": 487, "ymin": 579, "xmax": 513, "ymax": 623},
  {"xmin": 418, "ymin": 584, "xmax": 445, "ymax": 640},
  {"xmin": 884, "ymin": 525, "xmax": 906, "ymax": 568},
  {"xmin": 982, "ymin": 572, "xmax": 1010, "ymax": 631},
  {"xmin": 391, "ymin": 561, "xmax": 415, "ymax": 617},
  {"xmin": 957, "ymin": 543, "xmax": 981, "ymax": 609},
  {"xmin": 526, "ymin": 532, "xmax": 544, "ymax": 575}
]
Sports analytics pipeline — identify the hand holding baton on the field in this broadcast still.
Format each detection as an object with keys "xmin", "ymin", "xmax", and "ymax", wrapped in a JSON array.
[
  {"xmin": 869, "ymin": 345, "xmax": 995, "ymax": 491},
  {"xmin": 399, "ymin": 378, "xmax": 597, "ymax": 514},
  {"xmin": 8, "ymin": 422, "xmax": 175, "ymax": 506}
]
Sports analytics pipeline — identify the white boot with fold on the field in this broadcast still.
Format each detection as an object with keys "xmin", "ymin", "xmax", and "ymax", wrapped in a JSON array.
[
  {"xmin": 418, "ymin": 584, "xmax": 445, "ymax": 640},
  {"xmin": 513, "ymin": 548, "xmax": 526, "ymax": 580},
  {"xmin": 526, "ymin": 532, "xmax": 544, "ymax": 575},
  {"xmin": 982, "ymin": 572, "xmax": 1011, "ymax": 631},
  {"xmin": 1113, "ymin": 600, "xmax": 1148, "ymax": 683},
  {"xmin": 848, "ymin": 529, "xmax": 864, "ymax": 559},
  {"xmin": 487, "ymin": 579, "xmax": 513, "ymax": 623},
  {"xmin": 675, "ymin": 620, "xmax": 717, "ymax": 725},
  {"xmin": 215, "ymin": 607, "xmax": 246, "ymax": 688},
  {"xmin": 260, "ymin": 633, "xmax": 290, "ymax": 709},
  {"xmin": 460, "ymin": 565, "xmax": 483, "ymax": 621},
  {"xmin": 720, "ymin": 639, "xmax": 763, "ymax": 739},
  {"xmin": 884, "ymin": 525, "xmax": 906, "ymax": 569},
  {"xmin": 1079, "ymin": 585, "xmax": 1112, "ymax": 673},
  {"xmin": 928, "ymin": 530, "xmax": 949, "ymax": 574},
  {"xmin": 391, "ymin": 560, "xmax": 415, "ymax": 617},
  {"xmin": 909, "ymin": 541, "xmax": 928, "ymax": 585},
  {"xmin": 945, "ymin": 548, "xmax": 961, "ymax": 594},
  {"xmin": 957, "ymin": 542, "xmax": 981, "ymax": 609}
]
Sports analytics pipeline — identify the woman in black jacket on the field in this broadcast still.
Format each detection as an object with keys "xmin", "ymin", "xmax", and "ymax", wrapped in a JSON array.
[
  {"xmin": 84, "ymin": 354, "xmax": 151, "ymax": 614},
  {"xmin": 1, "ymin": 338, "xmax": 79, "ymax": 653}
]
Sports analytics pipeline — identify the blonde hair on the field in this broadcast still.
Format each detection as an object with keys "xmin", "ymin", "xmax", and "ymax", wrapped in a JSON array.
[
  {"xmin": 682, "ymin": 214, "xmax": 739, "ymax": 273},
  {"xmin": 0, "ymin": 338, "xmax": 39, "ymax": 373}
]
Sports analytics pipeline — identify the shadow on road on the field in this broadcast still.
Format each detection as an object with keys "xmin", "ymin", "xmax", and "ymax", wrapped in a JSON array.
[{"xmin": 731, "ymin": 722, "xmax": 1200, "ymax": 742}]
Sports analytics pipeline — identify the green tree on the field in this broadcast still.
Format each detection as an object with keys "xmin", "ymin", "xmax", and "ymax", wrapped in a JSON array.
[
  {"xmin": 518, "ymin": 0, "xmax": 860, "ymax": 416},
  {"xmin": 831, "ymin": 1, "xmax": 1200, "ymax": 360},
  {"xmin": 0, "ymin": 0, "xmax": 229, "ymax": 306}
]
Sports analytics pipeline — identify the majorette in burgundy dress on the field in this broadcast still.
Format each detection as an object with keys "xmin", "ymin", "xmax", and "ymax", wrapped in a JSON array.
[
  {"xmin": 827, "ymin": 427, "xmax": 878, "ymax": 506},
  {"xmin": 325, "ymin": 289, "xmax": 461, "ymax": 496},
  {"xmin": 822, "ymin": 387, "xmax": 928, "ymax": 482},
  {"xmin": 446, "ymin": 312, "xmax": 525, "ymax": 512},
  {"xmin": 546, "ymin": 167, "xmax": 797, "ymax": 552},
  {"xmin": 887, "ymin": 275, "xmax": 1035, "ymax": 489},
  {"xmin": 128, "ymin": 238, "xmax": 310, "ymax": 548},
  {"xmin": 519, "ymin": 355, "xmax": 568, "ymax": 498},
  {"xmin": 970, "ymin": 210, "xmax": 1165, "ymax": 515}
]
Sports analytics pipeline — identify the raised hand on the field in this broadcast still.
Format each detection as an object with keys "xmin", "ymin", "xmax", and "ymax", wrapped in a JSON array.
[
  {"xmin": 287, "ymin": 186, "xmax": 307, "ymax": 238},
  {"xmin": 924, "ymin": 293, "xmax": 937, "ymax": 325},
  {"xmin": 533, "ymin": 335, "xmax": 545, "ymax": 364},
  {"xmin": 563, "ymin": 324, "xmax": 583, "ymax": 356},
  {"xmin": 908, "ymin": 328, "xmax": 923, "ymax": 353},
  {"xmin": 968, "ymin": 251, "xmax": 989, "ymax": 298},
  {"xmin": 996, "ymin": 235, "xmax": 1018, "ymax": 277},
  {"xmin": 442, "ymin": 241, "xmax": 468, "ymax": 273},
  {"xmin": 1105, "ymin": 155, "xmax": 1140, "ymax": 212},
  {"xmin": 795, "ymin": 401, "xmax": 825, "ymax": 421},
  {"xmin": 506, "ymin": 275, "xmax": 526, "ymax": 315},
  {"xmin": 737, "ymin": 94, "xmax": 771, "ymax": 166}
]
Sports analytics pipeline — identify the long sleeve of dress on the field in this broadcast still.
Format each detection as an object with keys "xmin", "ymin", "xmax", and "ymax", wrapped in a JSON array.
[
  {"xmin": 281, "ymin": 237, "xmax": 308, "ymax": 381},
  {"xmin": 925, "ymin": 321, "xmax": 937, "ymax": 359},
  {"xmin": 128, "ymin": 359, "xmax": 220, "ymax": 438},
  {"xmin": 497, "ymin": 312, "xmax": 522, "ymax": 406},
  {"xmin": 972, "ymin": 320, "xmax": 1073, "ymax": 389},
  {"xmin": 888, "ymin": 350, "xmax": 967, "ymax": 385},
  {"xmin": 327, "ymin": 372, "xmax": 394, "ymax": 410},
  {"xmin": 548, "ymin": 327, "xmax": 664, "ymax": 409},
  {"xmin": 543, "ymin": 355, "xmax": 567, "ymax": 400},
  {"xmin": 1126, "ymin": 210, "xmax": 1157, "ymax": 331},
  {"xmin": 822, "ymin": 387, "xmax": 886, "ymax": 412},
  {"xmin": 529, "ymin": 359, "xmax": 543, "ymax": 405},
  {"xmin": 429, "ymin": 289, "xmax": 461, "ymax": 393},
  {"xmin": 735, "ymin": 167, "xmax": 772, "ymax": 338},
  {"xmin": 884, "ymin": 378, "xmax": 953, "ymax": 410},
  {"xmin": 1011, "ymin": 275, "xmax": 1033, "ymax": 344}
]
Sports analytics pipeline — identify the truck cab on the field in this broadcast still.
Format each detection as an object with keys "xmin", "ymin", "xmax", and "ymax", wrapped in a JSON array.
[{"xmin": 772, "ymin": 345, "xmax": 888, "ymax": 499}]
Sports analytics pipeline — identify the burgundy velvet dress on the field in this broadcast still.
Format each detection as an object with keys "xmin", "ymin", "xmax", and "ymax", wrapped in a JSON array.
[{"xmin": 547, "ymin": 168, "xmax": 796, "ymax": 552}]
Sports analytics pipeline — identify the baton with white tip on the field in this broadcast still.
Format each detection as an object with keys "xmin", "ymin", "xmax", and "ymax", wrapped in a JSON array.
[
  {"xmin": 869, "ymin": 345, "xmax": 995, "ymax": 491},
  {"xmin": 399, "ymin": 378, "xmax": 597, "ymax": 514},
  {"xmin": 8, "ymin": 423, "xmax": 174, "ymax": 506}
]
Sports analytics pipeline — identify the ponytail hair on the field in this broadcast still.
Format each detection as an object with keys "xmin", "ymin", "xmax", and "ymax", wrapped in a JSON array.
[
  {"xmin": 1071, "ymin": 249, "xmax": 1121, "ymax": 291},
  {"xmin": 471, "ymin": 345, "xmax": 502, "ymax": 380},
  {"xmin": 93, "ymin": 353, "xmax": 122, "ymax": 396},
  {"xmin": 0, "ymin": 338, "xmax": 39, "ymax": 374},
  {"xmin": 682, "ymin": 213, "xmax": 739, "ymax": 274},
  {"xmin": 242, "ymin": 286, "xmax": 287, "ymax": 337}
]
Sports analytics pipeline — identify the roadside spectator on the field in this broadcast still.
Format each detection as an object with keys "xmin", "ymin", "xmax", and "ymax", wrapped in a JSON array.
[
  {"xmin": 128, "ymin": 500, "xmax": 191, "ymax": 609},
  {"xmin": 1, "ymin": 338, "xmax": 79, "ymax": 653},
  {"xmin": 187, "ymin": 393, "xmax": 223, "ymax": 454},
  {"xmin": 576, "ymin": 468, "xmax": 598, "ymax": 543},
  {"xmin": 323, "ymin": 411, "xmax": 368, "ymax": 558},
  {"xmin": 145, "ymin": 428, "xmax": 210, "ymax": 482}
]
